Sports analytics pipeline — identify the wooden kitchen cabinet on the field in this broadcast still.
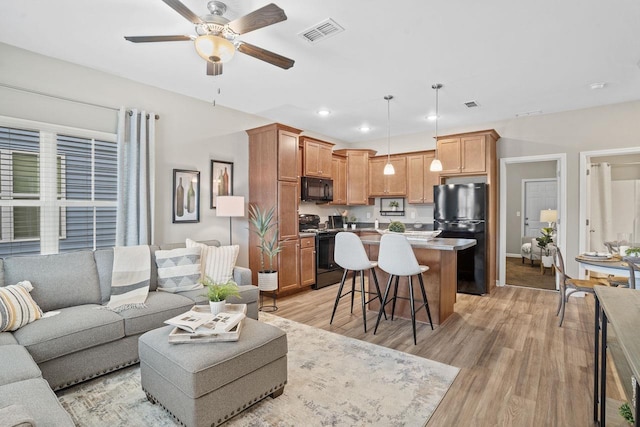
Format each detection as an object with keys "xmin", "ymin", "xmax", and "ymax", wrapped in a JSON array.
[
  {"xmin": 407, "ymin": 151, "xmax": 440, "ymax": 204},
  {"xmin": 299, "ymin": 236, "xmax": 316, "ymax": 287},
  {"xmin": 247, "ymin": 123, "xmax": 303, "ymax": 290},
  {"xmin": 301, "ymin": 136, "xmax": 333, "ymax": 178},
  {"xmin": 333, "ymin": 149, "xmax": 376, "ymax": 205},
  {"xmin": 436, "ymin": 130, "xmax": 497, "ymax": 175},
  {"xmin": 278, "ymin": 239, "xmax": 300, "ymax": 293},
  {"xmin": 331, "ymin": 154, "xmax": 347, "ymax": 205},
  {"xmin": 368, "ymin": 155, "xmax": 407, "ymax": 197}
]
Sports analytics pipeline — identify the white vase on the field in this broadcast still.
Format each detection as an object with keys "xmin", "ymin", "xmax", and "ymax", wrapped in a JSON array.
[
  {"xmin": 209, "ymin": 300, "xmax": 226, "ymax": 315},
  {"xmin": 258, "ymin": 271, "xmax": 278, "ymax": 291},
  {"xmin": 541, "ymin": 255, "xmax": 553, "ymax": 268}
]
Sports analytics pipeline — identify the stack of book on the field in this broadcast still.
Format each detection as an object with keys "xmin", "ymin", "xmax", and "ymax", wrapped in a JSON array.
[{"xmin": 165, "ymin": 304, "xmax": 247, "ymax": 343}]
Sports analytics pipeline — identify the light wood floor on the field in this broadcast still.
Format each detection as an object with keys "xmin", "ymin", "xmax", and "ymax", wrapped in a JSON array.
[{"xmin": 272, "ymin": 283, "xmax": 600, "ymax": 427}]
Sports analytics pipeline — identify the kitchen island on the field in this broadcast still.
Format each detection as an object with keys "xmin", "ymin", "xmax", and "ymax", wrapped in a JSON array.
[{"xmin": 360, "ymin": 234, "xmax": 476, "ymax": 325}]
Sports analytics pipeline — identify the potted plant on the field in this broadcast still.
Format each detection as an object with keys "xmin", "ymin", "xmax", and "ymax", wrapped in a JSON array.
[
  {"xmin": 389, "ymin": 200, "xmax": 399, "ymax": 211},
  {"xmin": 388, "ymin": 221, "xmax": 406, "ymax": 233},
  {"xmin": 536, "ymin": 227, "xmax": 554, "ymax": 268},
  {"xmin": 248, "ymin": 204, "xmax": 282, "ymax": 291},
  {"xmin": 201, "ymin": 276, "xmax": 240, "ymax": 315}
]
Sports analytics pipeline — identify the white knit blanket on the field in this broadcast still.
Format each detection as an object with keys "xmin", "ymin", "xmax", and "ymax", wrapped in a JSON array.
[{"xmin": 106, "ymin": 245, "xmax": 151, "ymax": 312}]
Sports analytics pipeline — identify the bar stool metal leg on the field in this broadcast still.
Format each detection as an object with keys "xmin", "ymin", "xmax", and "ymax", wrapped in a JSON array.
[
  {"xmin": 330, "ymin": 269, "xmax": 349, "ymax": 325},
  {"xmin": 391, "ymin": 275, "xmax": 400, "ymax": 320},
  {"xmin": 374, "ymin": 275, "xmax": 394, "ymax": 335},
  {"xmin": 350, "ymin": 270, "xmax": 357, "ymax": 314},
  {"xmin": 369, "ymin": 269, "xmax": 387, "ymax": 320},
  {"xmin": 408, "ymin": 276, "xmax": 417, "ymax": 345},
  {"xmin": 360, "ymin": 270, "xmax": 368, "ymax": 332},
  {"xmin": 417, "ymin": 274, "xmax": 434, "ymax": 329}
]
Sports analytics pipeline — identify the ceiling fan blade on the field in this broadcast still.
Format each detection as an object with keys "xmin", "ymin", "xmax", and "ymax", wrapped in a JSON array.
[
  {"xmin": 124, "ymin": 35, "xmax": 193, "ymax": 43},
  {"xmin": 161, "ymin": 0, "xmax": 204, "ymax": 24},
  {"xmin": 238, "ymin": 42, "xmax": 294, "ymax": 69},
  {"xmin": 207, "ymin": 61, "xmax": 223, "ymax": 76},
  {"xmin": 228, "ymin": 3, "xmax": 287, "ymax": 35}
]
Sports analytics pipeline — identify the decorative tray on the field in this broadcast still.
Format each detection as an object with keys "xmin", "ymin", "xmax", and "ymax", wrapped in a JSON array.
[
  {"xmin": 376, "ymin": 229, "xmax": 442, "ymax": 240},
  {"xmin": 168, "ymin": 304, "xmax": 247, "ymax": 344},
  {"xmin": 576, "ymin": 253, "xmax": 619, "ymax": 262}
]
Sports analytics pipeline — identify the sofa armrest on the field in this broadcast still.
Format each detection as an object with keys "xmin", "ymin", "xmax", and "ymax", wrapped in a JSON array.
[
  {"xmin": 0, "ymin": 404, "xmax": 35, "ymax": 427},
  {"xmin": 233, "ymin": 266, "xmax": 252, "ymax": 286}
]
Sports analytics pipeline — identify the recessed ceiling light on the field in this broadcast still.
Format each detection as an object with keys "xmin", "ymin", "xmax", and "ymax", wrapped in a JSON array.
[
  {"xmin": 359, "ymin": 125, "xmax": 370, "ymax": 132},
  {"xmin": 426, "ymin": 114, "xmax": 438, "ymax": 121},
  {"xmin": 317, "ymin": 109, "xmax": 331, "ymax": 116},
  {"xmin": 589, "ymin": 82, "xmax": 606, "ymax": 90}
]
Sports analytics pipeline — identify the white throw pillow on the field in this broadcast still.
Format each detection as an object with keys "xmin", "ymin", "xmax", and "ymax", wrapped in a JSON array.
[
  {"xmin": 155, "ymin": 247, "xmax": 203, "ymax": 293},
  {"xmin": 186, "ymin": 238, "xmax": 239, "ymax": 284},
  {"xmin": 0, "ymin": 280, "xmax": 43, "ymax": 331}
]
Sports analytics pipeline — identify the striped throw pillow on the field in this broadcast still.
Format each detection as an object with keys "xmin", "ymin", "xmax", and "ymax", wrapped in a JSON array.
[
  {"xmin": 186, "ymin": 239, "xmax": 239, "ymax": 284},
  {"xmin": 155, "ymin": 247, "xmax": 203, "ymax": 293},
  {"xmin": 0, "ymin": 281, "xmax": 43, "ymax": 332}
]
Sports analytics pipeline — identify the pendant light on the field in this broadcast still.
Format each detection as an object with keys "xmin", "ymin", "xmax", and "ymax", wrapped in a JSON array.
[
  {"xmin": 383, "ymin": 95, "xmax": 395, "ymax": 175},
  {"xmin": 429, "ymin": 84, "xmax": 444, "ymax": 172}
]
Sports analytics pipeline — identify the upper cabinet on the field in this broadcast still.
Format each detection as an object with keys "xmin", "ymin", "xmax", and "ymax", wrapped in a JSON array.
[
  {"xmin": 406, "ymin": 151, "xmax": 440, "ymax": 204},
  {"xmin": 368, "ymin": 155, "xmax": 407, "ymax": 197},
  {"xmin": 301, "ymin": 136, "xmax": 334, "ymax": 178},
  {"xmin": 331, "ymin": 154, "xmax": 347, "ymax": 205},
  {"xmin": 334, "ymin": 149, "xmax": 376, "ymax": 206},
  {"xmin": 436, "ymin": 130, "xmax": 499, "ymax": 175}
]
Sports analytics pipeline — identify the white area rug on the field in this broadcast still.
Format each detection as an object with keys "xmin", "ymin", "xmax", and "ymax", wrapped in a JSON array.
[{"xmin": 57, "ymin": 313, "xmax": 459, "ymax": 426}]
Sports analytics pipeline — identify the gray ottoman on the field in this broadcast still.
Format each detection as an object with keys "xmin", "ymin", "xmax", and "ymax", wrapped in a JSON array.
[{"xmin": 139, "ymin": 319, "xmax": 287, "ymax": 427}]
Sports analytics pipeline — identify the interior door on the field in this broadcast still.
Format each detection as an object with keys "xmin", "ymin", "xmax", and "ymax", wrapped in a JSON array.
[{"xmin": 523, "ymin": 179, "xmax": 557, "ymax": 238}]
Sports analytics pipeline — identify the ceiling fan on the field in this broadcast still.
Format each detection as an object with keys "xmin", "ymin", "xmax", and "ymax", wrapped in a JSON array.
[{"xmin": 125, "ymin": 0, "xmax": 295, "ymax": 76}]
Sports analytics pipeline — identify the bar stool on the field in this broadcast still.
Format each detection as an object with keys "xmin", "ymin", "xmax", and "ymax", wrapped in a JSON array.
[
  {"xmin": 331, "ymin": 232, "xmax": 386, "ymax": 332},
  {"xmin": 374, "ymin": 233, "xmax": 433, "ymax": 345}
]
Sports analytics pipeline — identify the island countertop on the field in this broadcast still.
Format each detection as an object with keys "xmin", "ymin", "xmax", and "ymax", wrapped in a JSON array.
[{"xmin": 360, "ymin": 235, "xmax": 477, "ymax": 251}]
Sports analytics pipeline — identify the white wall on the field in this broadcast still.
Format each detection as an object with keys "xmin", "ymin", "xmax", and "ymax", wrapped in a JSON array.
[{"xmin": 0, "ymin": 42, "xmax": 273, "ymax": 267}]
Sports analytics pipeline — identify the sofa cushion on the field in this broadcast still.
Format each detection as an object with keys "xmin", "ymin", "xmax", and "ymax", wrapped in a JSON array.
[
  {"xmin": 0, "ymin": 403, "xmax": 35, "ymax": 427},
  {"xmin": 0, "ymin": 378, "xmax": 75, "ymax": 426},
  {"xmin": 118, "ymin": 291, "xmax": 194, "ymax": 336},
  {"xmin": 0, "ymin": 332, "xmax": 17, "ymax": 346},
  {"xmin": 186, "ymin": 239, "xmax": 239, "ymax": 283},
  {"xmin": 2, "ymin": 251, "xmax": 101, "ymax": 312},
  {"xmin": 94, "ymin": 248, "xmax": 114, "ymax": 304},
  {"xmin": 0, "ymin": 281, "xmax": 43, "ymax": 332},
  {"xmin": 0, "ymin": 345, "xmax": 41, "ymax": 386},
  {"xmin": 12, "ymin": 304, "xmax": 124, "ymax": 363},
  {"xmin": 155, "ymin": 247, "xmax": 203, "ymax": 293}
]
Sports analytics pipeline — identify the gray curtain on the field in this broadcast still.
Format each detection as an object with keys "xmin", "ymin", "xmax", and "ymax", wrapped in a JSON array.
[{"xmin": 116, "ymin": 107, "xmax": 156, "ymax": 246}]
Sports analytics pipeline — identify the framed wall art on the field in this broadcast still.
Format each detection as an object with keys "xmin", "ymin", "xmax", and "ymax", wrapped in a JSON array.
[
  {"xmin": 173, "ymin": 169, "xmax": 200, "ymax": 223},
  {"xmin": 210, "ymin": 160, "xmax": 233, "ymax": 208}
]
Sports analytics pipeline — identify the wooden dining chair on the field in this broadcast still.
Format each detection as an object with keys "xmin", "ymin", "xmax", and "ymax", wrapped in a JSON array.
[{"xmin": 554, "ymin": 248, "xmax": 609, "ymax": 326}]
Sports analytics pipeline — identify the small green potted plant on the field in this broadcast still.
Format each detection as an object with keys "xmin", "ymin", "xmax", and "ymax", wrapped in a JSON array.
[
  {"xmin": 248, "ymin": 204, "xmax": 282, "ymax": 291},
  {"xmin": 389, "ymin": 200, "xmax": 399, "ymax": 211},
  {"xmin": 388, "ymin": 221, "xmax": 406, "ymax": 233},
  {"xmin": 536, "ymin": 227, "xmax": 554, "ymax": 267},
  {"xmin": 626, "ymin": 247, "xmax": 640, "ymax": 257},
  {"xmin": 201, "ymin": 276, "xmax": 240, "ymax": 315}
]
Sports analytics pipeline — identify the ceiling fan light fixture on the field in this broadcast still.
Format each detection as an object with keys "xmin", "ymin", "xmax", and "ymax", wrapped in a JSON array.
[{"xmin": 195, "ymin": 35, "xmax": 235, "ymax": 63}]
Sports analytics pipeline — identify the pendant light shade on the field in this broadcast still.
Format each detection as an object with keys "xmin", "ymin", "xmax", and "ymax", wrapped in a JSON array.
[
  {"xmin": 384, "ymin": 95, "xmax": 395, "ymax": 175},
  {"xmin": 429, "ymin": 84, "xmax": 443, "ymax": 172}
]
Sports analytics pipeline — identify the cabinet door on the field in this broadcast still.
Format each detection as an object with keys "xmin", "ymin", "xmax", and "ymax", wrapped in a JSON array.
[
  {"xmin": 407, "ymin": 154, "xmax": 426, "ymax": 203},
  {"xmin": 300, "ymin": 237, "xmax": 316, "ymax": 287},
  {"xmin": 386, "ymin": 156, "xmax": 407, "ymax": 196},
  {"xmin": 346, "ymin": 152, "xmax": 370, "ymax": 205},
  {"xmin": 318, "ymin": 144, "xmax": 333, "ymax": 178},
  {"xmin": 278, "ymin": 239, "xmax": 300, "ymax": 292},
  {"xmin": 368, "ymin": 157, "xmax": 386, "ymax": 196},
  {"xmin": 423, "ymin": 153, "xmax": 440, "ymax": 203},
  {"xmin": 331, "ymin": 156, "xmax": 347, "ymax": 205},
  {"xmin": 278, "ymin": 181, "xmax": 298, "ymax": 240},
  {"xmin": 461, "ymin": 135, "xmax": 486, "ymax": 173},
  {"xmin": 303, "ymin": 140, "xmax": 333, "ymax": 178},
  {"xmin": 437, "ymin": 138, "xmax": 461, "ymax": 173},
  {"xmin": 278, "ymin": 130, "xmax": 299, "ymax": 182}
]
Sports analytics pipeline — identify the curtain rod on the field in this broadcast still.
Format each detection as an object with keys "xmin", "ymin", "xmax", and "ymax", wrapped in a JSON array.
[{"xmin": 0, "ymin": 82, "xmax": 159, "ymax": 119}]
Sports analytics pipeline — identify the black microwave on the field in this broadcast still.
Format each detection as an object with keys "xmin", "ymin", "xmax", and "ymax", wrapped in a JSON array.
[{"xmin": 301, "ymin": 177, "xmax": 333, "ymax": 202}]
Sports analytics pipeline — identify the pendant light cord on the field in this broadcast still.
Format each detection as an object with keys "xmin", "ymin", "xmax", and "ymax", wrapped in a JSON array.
[{"xmin": 385, "ymin": 95, "xmax": 393, "ymax": 163}]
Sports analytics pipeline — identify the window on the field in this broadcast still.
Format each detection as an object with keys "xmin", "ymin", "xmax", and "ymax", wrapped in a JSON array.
[{"xmin": 0, "ymin": 118, "xmax": 117, "ymax": 257}]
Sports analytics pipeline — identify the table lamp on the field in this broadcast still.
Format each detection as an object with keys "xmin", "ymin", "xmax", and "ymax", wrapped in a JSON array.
[
  {"xmin": 539, "ymin": 209, "xmax": 558, "ymax": 228},
  {"xmin": 216, "ymin": 196, "xmax": 245, "ymax": 245}
]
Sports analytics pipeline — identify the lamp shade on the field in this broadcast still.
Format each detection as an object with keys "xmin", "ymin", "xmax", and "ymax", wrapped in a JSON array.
[
  {"xmin": 194, "ymin": 35, "xmax": 235, "ymax": 63},
  {"xmin": 216, "ymin": 196, "xmax": 245, "ymax": 217},
  {"xmin": 383, "ymin": 162, "xmax": 395, "ymax": 175},
  {"xmin": 539, "ymin": 209, "xmax": 557, "ymax": 223},
  {"xmin": 429, "ymin": 158, "xmax": 443, "ymax": 172}
]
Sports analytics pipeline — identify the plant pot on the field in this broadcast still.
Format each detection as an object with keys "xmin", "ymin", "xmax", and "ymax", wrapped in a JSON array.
[
  {"xmin": 258, "ymin": 271, "xmax": 278, "ymax": 292},
  {"xmin": 541, "ymin": 255, "xmax": 553, "ymax": 268},
  {"xmin": 390, "ymin": 206, "xmax": 397, "ymax": 211},
  {"xmin": 209, "ymin": 300, "xmax": 226, "ymax": 315}
]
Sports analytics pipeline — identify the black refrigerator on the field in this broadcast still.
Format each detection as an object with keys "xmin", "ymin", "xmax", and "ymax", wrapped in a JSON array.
[{"xmin": 434, "ymin": 183, "xmax": 487, "ymax": 295}]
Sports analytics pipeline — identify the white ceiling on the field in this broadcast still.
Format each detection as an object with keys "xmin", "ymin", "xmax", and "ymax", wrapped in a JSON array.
[{"xmin": 1, "ymin": 0, "xmax": 640, "ymax": 144}]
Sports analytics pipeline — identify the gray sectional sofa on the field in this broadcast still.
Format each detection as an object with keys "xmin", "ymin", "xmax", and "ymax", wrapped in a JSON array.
[{"xmin": 0, "ymin": 240, "xmax": 258, "ymax": 426}]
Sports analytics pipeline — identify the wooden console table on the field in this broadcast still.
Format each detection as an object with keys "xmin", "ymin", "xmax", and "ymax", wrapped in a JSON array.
[{"xmin": 594, "ymin": 286, "xmax": 640, "ymax": 426}]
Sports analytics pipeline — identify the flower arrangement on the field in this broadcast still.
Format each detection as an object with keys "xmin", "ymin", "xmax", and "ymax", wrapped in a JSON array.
[{"xmin": 201, "ymin": 277, "xmax": 240, "ymax": 302}]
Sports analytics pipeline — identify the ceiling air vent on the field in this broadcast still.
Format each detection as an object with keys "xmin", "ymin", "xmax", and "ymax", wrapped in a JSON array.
[
  {"xmin": 298, "ymin": 18, "xmax": 344, "ymax": 44},
  {"xmin": 464, "ymin": 101, "xmax": 479, "ymax": 108}
]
